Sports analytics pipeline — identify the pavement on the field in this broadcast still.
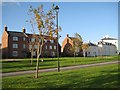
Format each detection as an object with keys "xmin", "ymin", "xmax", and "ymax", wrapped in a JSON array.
[{"xmin": 1, "ymin": 61, "xmax": 119, "ymax": 77}]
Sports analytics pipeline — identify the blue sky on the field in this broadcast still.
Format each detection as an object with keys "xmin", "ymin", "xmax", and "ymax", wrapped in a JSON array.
[{"xmin": 1, "ymin": 2, "xmax": 118, "ymax": 45}]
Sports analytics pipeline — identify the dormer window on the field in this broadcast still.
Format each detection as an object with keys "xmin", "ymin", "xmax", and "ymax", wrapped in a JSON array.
[{"xmin": 13, "ymin": 36, "xmax": 18, "ymax": 41}]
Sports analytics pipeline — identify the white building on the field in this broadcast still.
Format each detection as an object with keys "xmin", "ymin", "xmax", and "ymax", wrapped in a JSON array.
[
  {"xmin": 85, "ymin": 41, "xmax": 117, "ymax": 57},
  {"xmin": 97, "ymin": 41, "xmax": 117, "ymax": 56},
  {"xmin": 101, "ymin": 35, "xmax": 118, "ymax": 51},
  {"xmin": 85, "ymin": 42, "xmax": 99, "ymax": 57}
]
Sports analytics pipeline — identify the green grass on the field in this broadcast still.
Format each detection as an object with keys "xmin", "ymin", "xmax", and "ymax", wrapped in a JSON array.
[
  {"xmin": 2, "ymin": 64, "xmax": 119, "ymax": 88},
  {"xmin": 1, "ymin": 56, "xmax": 118, "ymax": 73}
]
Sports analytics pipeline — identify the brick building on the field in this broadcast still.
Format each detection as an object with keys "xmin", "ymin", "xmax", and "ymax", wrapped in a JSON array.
[
  {"xmin": 62, "ymin": 34, "xmax": 83, "ymax": 56},
  {"xmin": 2, "ymin": 25, "xmax": 61, "ymax": 58}
]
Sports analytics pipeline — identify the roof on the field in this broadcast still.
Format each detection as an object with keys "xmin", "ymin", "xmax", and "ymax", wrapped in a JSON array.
[
  {"xmin": 69, "ymin": 37, "xmax": 76, "ymax": 40},
  {"xmin": 88, "ymin": 42, "xmax": 97, "ymax": 46},
  {"xmin": 7, "ymin": 31, "xmax": 57, "ymax": 39},
  {"xmin": 7, "ymin": 31, "xmax": 26, "ymax": 37},
  {"xmin": 101, "ymin": 37, "xmax": 117, "ymax": 40},
  {"xmin": 98, "ymin": 41, "xmax": 116, "ymax": 46}
]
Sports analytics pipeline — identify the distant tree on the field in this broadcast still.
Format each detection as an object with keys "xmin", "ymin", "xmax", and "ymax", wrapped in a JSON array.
[
  {"xmin": 82, "ymin": 43, "xmax": 89, "ymax": 57},
  {"xmin": 27, "ymin": 4, "xmax": 61, "ymax": 78},
  {"xmin": 70, "ymin": 33, "xmax": 83, "ymax": 63}
]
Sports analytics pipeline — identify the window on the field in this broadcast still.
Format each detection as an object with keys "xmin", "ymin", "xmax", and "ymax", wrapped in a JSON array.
[
  {"xmin": 44, "ymin": 39, "xmax": 47, "ymax": 43},
  {"xmin": 49, "ymin": 45, "xmax": 52, "ymax": 49},
  {"xmin": 23, "ymin": 37, "xmax": 26, "ymax": 41},
  {"xmin": 13, "ymin": 44, "xmax": 18, "ymax": 48},
  {"xmin": 54, "ymin": 46, "xmax": 56, "ymax": 50},
  {"xmin": 31, "ymin": 38, "xmax": 35, "ymax": 42},
  {"xmin": 12, "ymin": 51, "xmax": 18, "ymax": 56},
  {"xmin": 50, "ymin": 40, "xmax": 54, "ymax": 43},
  {"xmin": 13, "ymin": 36, "xmax": 18, "ymax": 41},
  {"xmin": 45, "ymin": 45, "xmax": 47, "ymax": 49},
  {"xmin": 23, "ymin": 44, "xmax": 26, "ymax": 48},
  {"xmin": 29, "ymin": 45, "xmax": 32, "ymax": 49},
  {"xmin": 34, "ymin": 45, "xmax": 38, "ymax": 49},
  {"xmin": 39, "ymin": 39, "xmax": 41, "ymax": 42}
]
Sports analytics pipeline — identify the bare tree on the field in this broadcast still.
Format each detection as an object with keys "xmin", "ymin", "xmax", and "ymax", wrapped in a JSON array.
[{"xmin": 28, "ymin": 4, "xmax": 61, "ymax": 78}]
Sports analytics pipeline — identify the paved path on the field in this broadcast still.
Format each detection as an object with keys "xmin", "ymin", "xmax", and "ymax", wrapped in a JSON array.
[{"xmin": 1, "ymin": 61, "xmax": 119, "ymax": 77}]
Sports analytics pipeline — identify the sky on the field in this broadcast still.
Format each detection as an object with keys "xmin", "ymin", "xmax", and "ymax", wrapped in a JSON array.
[{"xmin": 1, "ymin": 2, "xmax": 118, "ymax": 46}]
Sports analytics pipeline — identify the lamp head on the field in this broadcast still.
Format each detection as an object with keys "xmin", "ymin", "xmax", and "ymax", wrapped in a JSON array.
[{"xmin": 54, "ymin": 5, "xmax": 59, "ymax": 12}]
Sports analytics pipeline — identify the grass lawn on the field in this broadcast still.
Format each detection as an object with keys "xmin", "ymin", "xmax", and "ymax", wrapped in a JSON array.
[
  {"xmin": 2, "ymin": 64, "xmax": 119, "ymax": 88},
  {"xmin": 2, "ymin": 56, "xmax": 118, "ymax": 73}
]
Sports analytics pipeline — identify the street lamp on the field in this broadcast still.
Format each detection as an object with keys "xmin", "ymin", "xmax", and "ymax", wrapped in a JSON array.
[{"xmin": 54, "ymin": 5, "xmax": 60, "ymax": 72}]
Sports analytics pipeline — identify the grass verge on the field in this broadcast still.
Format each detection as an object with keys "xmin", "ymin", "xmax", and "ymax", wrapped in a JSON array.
[{"xmin": 2, "ymin": 63, "xmax": 119, "ymax": 88}]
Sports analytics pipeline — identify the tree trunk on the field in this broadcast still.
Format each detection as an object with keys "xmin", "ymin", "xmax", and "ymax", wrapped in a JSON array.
[
  {"xmin": 35, "ymin": 40, "xmax": 43, "ymax": 78},
  {"xmin": 31, "ymin": 51, "xmax": 33, "ymax": 65},
  {"xmin": 74, "ymin": 52, "xmax": 75, "ymax": 64},
  {"xmin": 35, "ymin": 56, "xmax": 39, "ymax": 78}
]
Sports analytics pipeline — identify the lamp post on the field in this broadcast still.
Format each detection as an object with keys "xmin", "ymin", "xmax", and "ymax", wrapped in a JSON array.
[{"xmin": 55, "ymin": 5, "xmax": 60, "ymax": 72}]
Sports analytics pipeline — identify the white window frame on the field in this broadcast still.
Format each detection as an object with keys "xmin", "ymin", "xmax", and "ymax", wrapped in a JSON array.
[
  {"xmin": 29, "ymin": 45, "xmax": 32, "ymax": 49},
  {"xmin": 50, "ymin": 40, "xmax": 54, "ymax": 43},
  {"xmin": 12, "ymin": 51, "xmax": 18, "ymax": 56},
  {"xmin": 46, "ymin": 45, "xmax": 47, "ymax": 49},
  {"xmin": 49, "ymin": 45, "xmax": 52, "ymax": 49},
  {"xmin": 39, "ymin": 39, "xmax": 41, "ymax": 42},
  {"xmin": 13, "ymin": 44, "xmax": 18, "ymax": 48},
  {"xmin": 54, "ymin": 46, "xmax": 56, "ymax": 50},
  {"xmin": 31, "ymin": 38, "xmax": 35, "ymax": 42},
  {"xmin": 44, "ymin": 39, "xmax": 47, "ymax": 43},
  {"xmin": 23, "ymin": 44, "xmax": 26, "ymax": 48},
  {"xmin": 13, "ymin": 36, "xmax": 18, "ymax": 41},
  {"xmin": 34, "ymin": 45, "xmax": 38, "ymax": 49},
  {"xmin": 23, "ymin": 37, "xmax": 26, "ymax": 41}
]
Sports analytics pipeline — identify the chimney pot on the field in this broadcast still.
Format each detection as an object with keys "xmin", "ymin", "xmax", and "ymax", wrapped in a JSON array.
[
  {"xmin": 4, "ymin": 25, "xmax": 7, "ymax": 31},
  {"xmin": 67, "ymin": 34, "xmax": 69, "ymax": 37},
  {"xmin": 22, "ymin": 27, "xmax": 26, "ymax": 33}
]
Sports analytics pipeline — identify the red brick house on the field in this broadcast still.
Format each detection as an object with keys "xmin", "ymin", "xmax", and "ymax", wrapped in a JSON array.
[
  {"xmin": 62, "ymin": 34, "xmax": 83, "ymax": 56},
  {"xmin": 2, "ymin": 25, "xmax": 61, "ymax": 58}
]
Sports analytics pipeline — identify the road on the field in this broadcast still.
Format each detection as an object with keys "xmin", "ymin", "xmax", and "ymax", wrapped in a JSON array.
[{"xmin": 1, "ymin": 61, "xmax": 119, "ymax": 77}]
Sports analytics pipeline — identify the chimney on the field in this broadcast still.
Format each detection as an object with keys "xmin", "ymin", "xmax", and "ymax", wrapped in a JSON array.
[
  {"xmin": 4, "ymin": 25, "xmax": 7, "ymax": 31},
  {"xmin": 67, "ymin": 34, "xmax": 69, "ymax": 37},
  {"xmin": 22, "ymin": 27, "xmax": 26, "ymax": 33}
]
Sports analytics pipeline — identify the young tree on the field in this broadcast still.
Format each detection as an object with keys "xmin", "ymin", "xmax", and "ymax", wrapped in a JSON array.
[
  {"xmin": 28, "ymin": 4, "xmax": 61, "ymax": 78},
  {"xmin": 82, "ymin": 43, "xmax": 89, "ymax": 57}
]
